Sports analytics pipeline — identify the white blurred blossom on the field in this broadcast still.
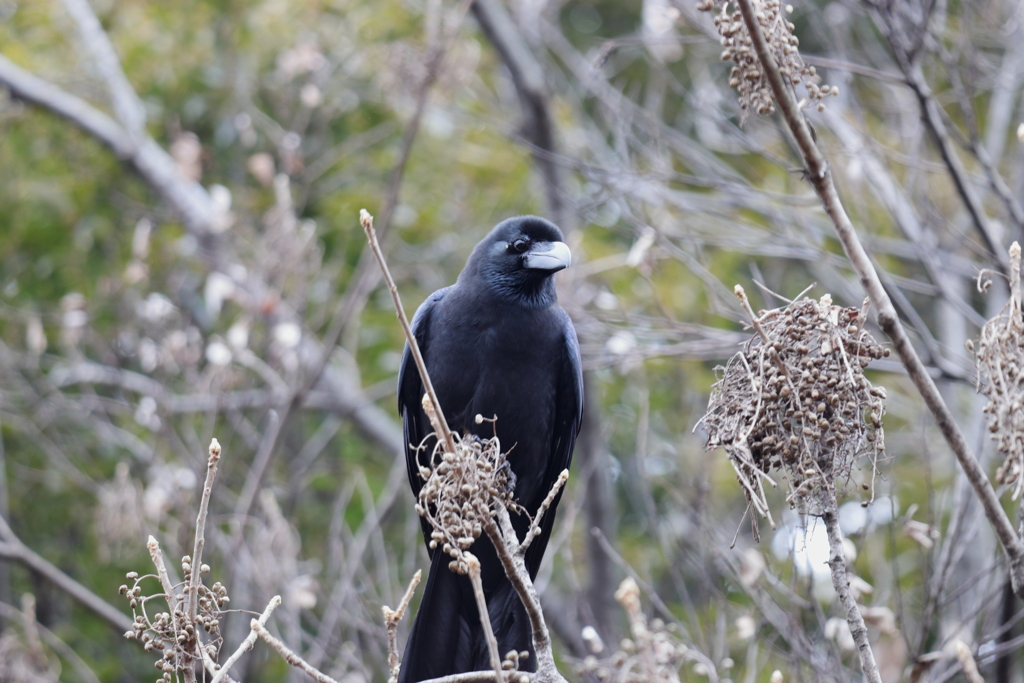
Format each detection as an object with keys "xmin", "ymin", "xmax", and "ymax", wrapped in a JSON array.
[
  {"xmin": 205, "ymin": 272, "xmax": 236, "ymax": 318},
  {"xmin": 26, "ymin": 315, "xmax": 46, "ymax": 355},
  {"xmin": 141, "ymin": 292, "xmax": 177, "ymax": 323},
  {"xmin": 273, "ymin": 321, "xmax": 302, "ymax": 349},
  {"xmin": 205, "ymin": 340, "xmax": 232, "ymax": 366}
]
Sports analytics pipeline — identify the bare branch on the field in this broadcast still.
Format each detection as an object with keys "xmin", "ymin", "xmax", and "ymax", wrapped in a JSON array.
[
  {"xmin": 417, "ymin": 674, "xmax": 503, "ymax": 683},
  {"xmin": 868, "ymin": 8, "xmax": 1014, "ymax": 267},
  {"xmin": 481, "ymin": 506, "xmax": 566, "ymax": 683},
  {"xmin": 820, "ymin": 483, "xmax": 882, "ymax": 683},
  {"xmin": 252, "ymin": 619, "xmax": 341, "ymax": 683},
  {"xmin": 466, "ymin": 554, "xmax": 505, "ymax": 683},
  {"xmin": 188, "ymin": 439, "xmax": 221, "ymax": 623},
  {"xmin": 471, "ymin": 0, "xmax": 570, "ymax": 230},
  {"xmin": 210, "ymin": 595, "xmax": 282, "ymax": 683},
  {"xmin": 0, "ymin": 55, "xmax": 215, "ymax": 235},
  {"xmin": 953, "ymin": 640, "xmax": 985, "ymax": 683},
  {"xmin": 361, "ymin": 209, "xmax": 457, "ymax": 454},
  {"xmin": 0, "ymin": 514, "xmax": 132, "ymax": 633},
  {"xmin": 383, "ymin": 569, "xmax": 422, "ymax": 682},
  {"xmin": 60, "ymin": 0, "xmax": 145, "ymax": 135},
  {"xmin": 0, "ymin": 598, "xmax": 102, "ymax": 683},
  {"xmin": 518, "ymin": 469, "xmax": 568, "ymax": 555}
]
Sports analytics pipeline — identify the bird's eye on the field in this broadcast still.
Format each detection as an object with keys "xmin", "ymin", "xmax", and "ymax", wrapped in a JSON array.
[{"xmin": 510, "ymin": 238, "xmax": 530, "ymax": 253}]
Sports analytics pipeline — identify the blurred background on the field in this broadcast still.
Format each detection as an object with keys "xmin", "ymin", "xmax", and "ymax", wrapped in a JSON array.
[{"xmin": 0, "ymin": 0, "xmax": 1023, "ymax": 681}]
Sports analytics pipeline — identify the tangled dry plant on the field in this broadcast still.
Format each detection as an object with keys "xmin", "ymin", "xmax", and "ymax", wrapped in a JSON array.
[
  {"xmin": 573, "ymin": 578, "xmax": 712, "ymax": 683},
  {"xmin": 698, "ymin": 286, "xmax": 888, "ymax": 529},
  {"xmin": 973, "ymin": 241, "xmax": 1024, "ymax": 500},
  {"xmin": 699, "ymin": 286, "xmax": 889, "ymax": 683},
  {"xmin": 121, "ymin": 439, "xmax": 230, "ymax": 682},
  {"xmin": 119, "ymin": 438, "xmax": 341, "ymax": 683},
  {"xmin": 121, "ymin": 555, "xmax": 229, "ymax": 680},
  {"xmin": 411, "ymin": 398, "xmax": 537, "ymax": 683},
  {"xmin": 413, "ymin": 401, "xmax": 516, "ymax": 576},
  {"xmin": 697, "ymin": 0, "xmax": 837, "ymax": 120}
]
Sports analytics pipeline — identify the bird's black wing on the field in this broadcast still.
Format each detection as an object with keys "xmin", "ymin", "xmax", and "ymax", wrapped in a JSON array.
[
  {"xmin": 524, "ymin": 309, "xmax": 583, "ymax": 578},
  {"xmin": 398, "ymin": 286, "xmax": 450, "ymax": 546}
]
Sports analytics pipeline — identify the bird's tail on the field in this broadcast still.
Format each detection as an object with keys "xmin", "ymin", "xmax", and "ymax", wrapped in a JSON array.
[{"xmin": 398, "ymin": 550, "xmax": 533, "ymax": 683}]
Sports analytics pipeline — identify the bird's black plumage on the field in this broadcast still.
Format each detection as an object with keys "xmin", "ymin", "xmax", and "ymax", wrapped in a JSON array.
[{"xmin": 397, "ymin": 216, "xmax": 583, "ymax": 683}]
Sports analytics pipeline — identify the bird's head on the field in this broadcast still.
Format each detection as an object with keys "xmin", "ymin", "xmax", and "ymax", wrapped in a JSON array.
[{"xmin": 462, "ymin": 216, "xmax": 571, "ymax": 307}]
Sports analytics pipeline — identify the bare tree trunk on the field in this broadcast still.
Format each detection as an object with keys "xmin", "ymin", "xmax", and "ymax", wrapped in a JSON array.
[{"xmin": 470, "ymin": 0, "xmax": 571, "ymax": 232}]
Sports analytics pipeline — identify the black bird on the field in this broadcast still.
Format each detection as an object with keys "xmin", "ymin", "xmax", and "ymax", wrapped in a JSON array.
[{"xmin": 397, "ymin": 216, "xmax": 583, "ymax": 683}]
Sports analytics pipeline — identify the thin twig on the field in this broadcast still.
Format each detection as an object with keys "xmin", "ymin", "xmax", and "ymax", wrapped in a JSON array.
[
  {"xmin": 734, "ymin": 284, "xmax": 789, "ymax": 383},
  {"xmin": 466, "ymin": 554, "xmax": 506, "ymax": 683},
  {"xmin": 732, "ymin": 0, "xmax": 1024, "ymax": 596},
  {"xmin": 252, "ymin": 620, "xmax": 341, "ymax": 683},
  {"xmin": 210, "ymin": 595, "xmax": 282, "ymax": 683},
  {"xmin": 953, "ymin": 640, "xmax": 985, "ymax": 683},
  {"xmin": 868, "ymin": 8, "xmax": 1011, "ymax": 270},
  {"xmin": 198, "ymin": 635, "xmax": 239, "ymax": 683},
  {"xmin": 360, "ymin": 209, "xmax": 457, "ymax": 454},
  {"xmin": 472, "ymin": 0, "xmax": 570, "ymax": 230},
  {"xmin": 189, "ymin": 438, "xmax": 221, "ymax": 623},
  {"xmin": 518, "ymin": 469, "xmax": 568, "ymax": 555},
  {"xmin": 145, "ymin": 535, "xmax": 180, "ymax": 632},
  {"xmin": 820, "ymin": 482, "xmax": 882, "ymax": 683},
  {"xmin": 305, "ymin": 0, "xmax": 474, "ymax": 384},
  {"xmin": 384, "ymin": 569, "xmax": 422, "ymax": 681}
]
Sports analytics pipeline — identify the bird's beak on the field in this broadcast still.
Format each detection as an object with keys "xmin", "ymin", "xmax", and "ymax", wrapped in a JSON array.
[{"xmin": 524, "ymin": 241, "xmax": 571, "ymax": 272}]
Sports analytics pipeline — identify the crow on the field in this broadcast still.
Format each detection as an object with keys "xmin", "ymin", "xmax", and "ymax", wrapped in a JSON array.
[{"xmin": 396, "ymin": 216, "xmax": 583, "ymax": 683}]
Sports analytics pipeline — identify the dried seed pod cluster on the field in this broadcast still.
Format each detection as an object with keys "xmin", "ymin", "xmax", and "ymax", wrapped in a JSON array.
[
  {"xmin": 413, "ymin": 403, "xmax": 514, "ymax": 575},
  {"xmin": 698, "ymin": 289, "xmax": 887, "ymax": 522},
  {"xmin": 573, "ymin": 578, "xmax": 698, "ymax": 683},
  {"xmin": 498, "ymin": 649, "xmax": 531, "ymax": 683},
  {"xmin": 120, "ymin": 558, "xmax": 228, "ymax": 682},
  {"xmin": 973, "ymin": 242, "xmax": 1024, "ymax": 500},
  {"xmin": 696, "ymin": 0, "xmax": 837, "ymax": 119}
]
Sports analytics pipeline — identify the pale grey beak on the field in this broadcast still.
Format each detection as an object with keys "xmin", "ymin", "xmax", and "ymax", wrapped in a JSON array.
[{"xmin": 524, "ymin": 241, "xmax": 571, "ymax": 272}]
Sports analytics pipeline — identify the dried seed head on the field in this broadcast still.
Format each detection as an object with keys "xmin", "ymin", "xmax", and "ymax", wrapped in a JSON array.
[
  {"xmin": 698, "ymin": 290, "xmax": 887, "ymax": 521},
  {"xmin": 697, "ymin": 0, "xmax": 838, "ymax": 121},
  {"xmin": 412, "ymin": 412, "xmax": 515, "ymax": 574},
  {"xmin": 975, "ymin": 242, "xmax": 1024, "ymax": 500}
]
